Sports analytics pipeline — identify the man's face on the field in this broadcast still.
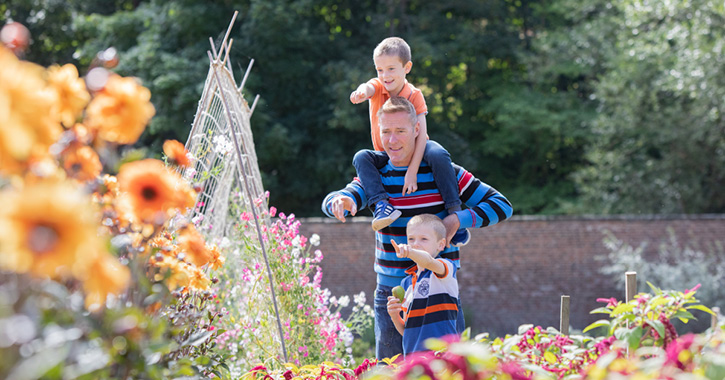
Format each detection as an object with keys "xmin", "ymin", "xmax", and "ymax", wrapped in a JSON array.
[{"xmin": 379, "ymin": 111, "xmax": 419, "ymax": 167}]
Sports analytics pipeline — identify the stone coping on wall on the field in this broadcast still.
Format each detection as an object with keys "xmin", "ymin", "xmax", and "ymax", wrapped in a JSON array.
[{"xmin": 301, "ymin": 213, "xmax": 725, "ymax": 224}]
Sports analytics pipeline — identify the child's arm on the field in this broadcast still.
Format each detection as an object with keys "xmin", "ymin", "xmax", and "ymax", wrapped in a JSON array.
[
  {"xmin": 392, "ymin": 240, "xmax": 446, "ymax": 276},
  {"xmin": 386, "ymin": 297, "xmax": 405, "ymax": 336},
  {"xmin": 350, "ymin": 83, "xmax": 376, "ymax": 104},
  {"xmin": 403, "ymin": 114, "xmax": 428, "ymax": 195}
]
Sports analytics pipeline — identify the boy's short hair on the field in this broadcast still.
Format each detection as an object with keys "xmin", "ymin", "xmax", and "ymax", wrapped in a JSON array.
[
  {"xmin": 407, "ymin": 214, "xmax": 446, "ymax": 241},
  {"xmin": 377, "ymin": 96, "xmax": 417, "ymax": 126},
  {"xmin": 373, "ymin": 37, "xmax": 412, "ymax": 64}
]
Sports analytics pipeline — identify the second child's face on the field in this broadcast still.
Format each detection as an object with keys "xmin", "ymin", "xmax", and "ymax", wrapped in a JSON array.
[
  {"xmin": 407, "ymin": 224, "xmax": 446, "ymax": 258},
  {"xmin": 374, "ymin": 54, "xmax": 412, "ymax": 96}
]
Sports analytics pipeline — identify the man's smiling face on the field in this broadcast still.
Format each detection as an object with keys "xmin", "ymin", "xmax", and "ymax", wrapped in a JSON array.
[{"xmin": 379, "ymin": 111, "xmax": 419, "ymax": 167}]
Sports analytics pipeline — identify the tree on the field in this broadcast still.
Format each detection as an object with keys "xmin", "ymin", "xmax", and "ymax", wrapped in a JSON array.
[{"xmin": 570, "ymin": 0, "xmax": 725, "ymax": 213}]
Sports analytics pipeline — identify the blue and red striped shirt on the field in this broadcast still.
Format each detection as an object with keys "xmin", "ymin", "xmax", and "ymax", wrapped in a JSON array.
[{"xmin": 322, "ymin": 161, "xmax": 513, "ymax": 287}]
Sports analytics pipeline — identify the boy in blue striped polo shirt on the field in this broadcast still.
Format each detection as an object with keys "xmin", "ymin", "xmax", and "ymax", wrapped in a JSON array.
[{"xmin": 386, "ymin": 214, "xmax": 459, "ymax": 356}]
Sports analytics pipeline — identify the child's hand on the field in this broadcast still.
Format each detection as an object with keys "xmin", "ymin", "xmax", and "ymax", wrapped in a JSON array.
[
  {"xmin": 387, "ymin": 296, "xmax": 403, "ymax": 317},
  {"xmin": 391, "ymin": 240, "xmax": 411, "ymax": 259},
  {"xmin": 350, "ymin": 90, "xmax": 368, "ymax": 104},
  {"xmin": 403, "ymin": 170, "xmax": 418, "ymax": 195}
]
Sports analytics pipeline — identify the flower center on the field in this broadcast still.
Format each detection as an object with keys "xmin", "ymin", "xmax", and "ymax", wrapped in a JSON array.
[
  {"xmin": 141, "ymin": 186, "xmax": 158, "ymax": 201},
  {"xmin": 27, "ymin": 224, "xmax": 59, "ymax": 254},
  {"xmin": 71, "ymin": 163, "xmax": 82, "ymax": 173}
]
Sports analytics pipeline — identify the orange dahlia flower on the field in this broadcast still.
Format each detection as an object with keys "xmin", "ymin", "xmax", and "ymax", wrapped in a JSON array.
[
  {"xmin": 84, "ymin": 74, "xmax": 155, "ymax": 145},
  {"xmin": 117, "ymin": 159, "xmax": 195, "ymax": 224},
  {"xmin": 47, "ymin": 64, "xmax": 90, "ymax": 127},
  {"xmin": 82, "ymin": 254, "xmax": 130, "ymax": 311},
  {"xmin": 0, "ymin": 46, "xmax": 62, "ymax": 175},
  {"xmin": 163, "ymin": 139, "xmax": 191, "ymax": 167},
  {"xmin": 0, "ymin": 181, "xmax": 103, "ymax": 279},
  {"xmin": 207, "ymin": 244, "xmax": 225, "ymax": 271},
  {"xmin": 178, "ymin": 225, "xmax": 212, "ymax": 267},
  {"xmin": 63, "ymin": 145, "xmax": 103, "ymax": 182}
]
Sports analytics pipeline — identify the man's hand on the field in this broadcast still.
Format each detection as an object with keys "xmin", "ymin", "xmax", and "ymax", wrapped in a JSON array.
[
  {"xmin": 391, "ymin": 240, "xmax": 411, "ymax": 259},
  {"xmin": 330, "ymin": 195, "xmax": 357, "ymax": 223},
  {"xmin": 442, "ymin": 213, "xmax": 461, "ymax": 248},
  {"xmin": 402, "ymin": 169, "xmax": 418, "ymax": 195},
  {"xmin": 350, "ymin": 90, "xmax": 368, "ymax": 104}
]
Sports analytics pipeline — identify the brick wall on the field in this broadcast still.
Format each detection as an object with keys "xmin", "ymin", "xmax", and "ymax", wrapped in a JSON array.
[{"xmin": 299, "ymin": 214, "xmax": 725, "ymax": 337}]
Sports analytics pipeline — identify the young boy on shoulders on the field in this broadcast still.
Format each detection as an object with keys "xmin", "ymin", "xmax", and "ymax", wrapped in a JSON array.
[
  {"xmin": 350, "ymin": 37, "xmax": 469, "ymax": 246},
  {"xmin": 386, "ymin": 214, "xmax": 459, "ymax": 356}
]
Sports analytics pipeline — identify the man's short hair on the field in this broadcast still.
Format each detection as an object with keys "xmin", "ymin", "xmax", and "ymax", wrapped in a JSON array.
[
  {"xmin": 407, "ymin": 214, "xmax": 446, "ymax": 241},
  {"xmin": 377, "ymin": 96, "xmax": 417, "ymax": 127},
  {"xmin": 373, "ymin": 37, "xmax": 411, "ymax": 64}
]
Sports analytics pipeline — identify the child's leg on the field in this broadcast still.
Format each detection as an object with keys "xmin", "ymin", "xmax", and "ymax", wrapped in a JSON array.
[
  {"xmin": 353, "ymin": 149, "xmax": 401, "ymax": 231},
  {"xmin": 352, "ymin": 149, "xmax": 391, "ymax": 208},
  {"xmin": 424, "ymin": 140, "xmax": 462, "ymax": 212}
]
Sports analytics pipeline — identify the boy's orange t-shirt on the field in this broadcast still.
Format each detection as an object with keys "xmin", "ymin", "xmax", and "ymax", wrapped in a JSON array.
[{"xmin": 367, "ymin": 78, "xmax": 428, "ymax": 152}]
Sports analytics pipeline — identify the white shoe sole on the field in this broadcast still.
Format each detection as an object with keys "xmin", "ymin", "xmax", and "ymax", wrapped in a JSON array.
[{"xmin": 371, "ymin": 209, "xmax": 402, "ymax": 231}]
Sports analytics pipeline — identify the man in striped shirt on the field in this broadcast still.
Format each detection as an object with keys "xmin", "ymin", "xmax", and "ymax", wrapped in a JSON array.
[{"xmin": 322, "ymin": 97, "xmax": 513, "ymax": 360}]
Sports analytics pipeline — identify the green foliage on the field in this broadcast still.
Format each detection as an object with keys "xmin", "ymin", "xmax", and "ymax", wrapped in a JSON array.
[
  {"xmin": 8, "ymin": 0, "xmax": 725, "ymax": 215},
  {"xmin": 0, "ymin": 271, "xmax": 226, "ymax": 379},
  {"xmin": 569, "ymin": 0, "xmax": 725, "ymax": 214}
]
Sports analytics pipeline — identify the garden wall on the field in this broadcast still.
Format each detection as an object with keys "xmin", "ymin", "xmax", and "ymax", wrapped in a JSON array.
[{"xmin": 299, "ymin": 214, "xmax": 725, "ymax": 337}]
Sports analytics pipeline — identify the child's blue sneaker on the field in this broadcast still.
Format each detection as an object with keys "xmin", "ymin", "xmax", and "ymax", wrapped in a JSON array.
[
  {"xmin": 451, "ymin": 228, "xmax": 471, "ymax": 247},
  {"xmin": 372, "ymin": 201, "xmax": 402, "ymax": 231}
]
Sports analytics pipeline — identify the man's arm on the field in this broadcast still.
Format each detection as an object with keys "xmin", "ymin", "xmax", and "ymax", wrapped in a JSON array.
[
  {"xmin": 452, "ymin": 166, "xmax": 514, "ymax": 229},
  {"xmin": 321, "ymin": 178, "xmax": 367, "ymax": 221}
]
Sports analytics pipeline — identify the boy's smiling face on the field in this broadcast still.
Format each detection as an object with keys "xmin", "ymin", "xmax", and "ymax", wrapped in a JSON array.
[{"xmin": 374, "ymin": 54, "xmax": 412, "ymax": 96}]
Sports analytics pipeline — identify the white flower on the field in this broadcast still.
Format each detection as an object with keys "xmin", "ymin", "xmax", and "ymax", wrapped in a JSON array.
[
  {"xmin": 213, "ymin": 135, "xmax": 234, "ymax": 155},
  {"xmin": 291, "ymin": 248, "xmax": 301, "ymax": 257},
  {"xmin": 363, "ymin": 304, "xmax": 371, "ymax": 313},
  {"xmin": 329, "ymin": 296, "xmax": 338, "ymax": 306},
  {"xmin": 353, "ymin": 291, "xmax": 366, "ymax": 306},
  {"xmin": 184, "ymin": 167, "xmax": 197, "ymax": 180},
  {"xmin": 340, "ymin": 329, "xmax": 354, "ymax": 346},
  {"xmin": 338, "ymin": 296, "xmax": 350, "ymax": 308},
  {"xmin": 310, "ymin": 234, "xmax": 320, "ymax": 246},
  {"xmin": 291, "ymin": 235, "xmax": 301, "ymax": 247}
]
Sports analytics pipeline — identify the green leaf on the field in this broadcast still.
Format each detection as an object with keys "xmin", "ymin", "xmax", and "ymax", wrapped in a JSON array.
[
  {"xmin": 543, "ymin": 351, "xmax": 558, "ymax": 364},
  {"xmin": 583, "ymin": 319, "xmax": 611, "ymax": 333},
  {"xmin": 615, "ymin": 326, "xmax": 643, "ymax": 350},
  {"xmin": 590, "ymin": 307, "xmax": 613, "ymax": 314},
  {"xmin": 647, "ymin": 319, "xmax": 665, "ymax": 339},
  {"xmin": 424, "ymin": 337, "xmax": 447, "ymax": 352},
  {"xmin": 672, "ymin": 310, "xmax": 695, "ymax": 323},
  {"xmin": 610, "ymin": 303, "xmax": 634, "ymax": 316},
  {"xmin": 460, "ymin": 327, "xmax": 471, "ymax": 341},
  {"xmin": 687, "ymin": 304, "xmax": 715, "ymax": 316},
  {"xmin": 646, "ymin": 281, "xmax": 662, "ymax": 295},
  {"xmin": 180, "ymin": 330, "xmax": 215, "ymax": 348}
]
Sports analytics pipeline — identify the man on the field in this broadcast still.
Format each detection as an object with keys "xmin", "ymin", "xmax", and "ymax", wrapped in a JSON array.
[{"xmin": 322, "ymin": 96, "xmax": 513, "ymax": 360}]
